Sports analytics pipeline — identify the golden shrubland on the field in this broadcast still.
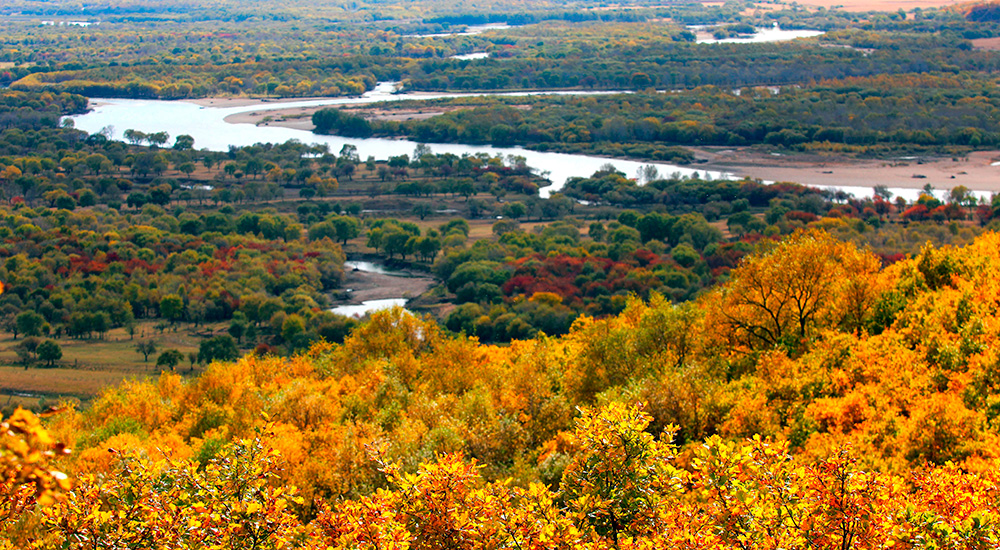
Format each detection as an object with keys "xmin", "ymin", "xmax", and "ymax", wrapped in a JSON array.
[{"xmin": 7, "ymin": 229, "xmax": 1000, "ymax": 547}]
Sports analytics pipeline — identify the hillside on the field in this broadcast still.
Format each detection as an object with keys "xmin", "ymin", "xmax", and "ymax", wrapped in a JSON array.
[{"xmin": 5, "ymin": 229, "xmax": 1000, "ymax": 547}]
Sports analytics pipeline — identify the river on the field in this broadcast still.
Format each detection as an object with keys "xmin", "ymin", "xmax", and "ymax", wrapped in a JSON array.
[
  {"xmin": 695, "ymin": 24, "xmax": 825, "ymax": 44},
  {"xmin": 68, "ymin": 84, "xmax": 732, "ymax": 197},
  {"xmin": 329, "ymin": 260, "xmax": 435, "ymax": 317},
  {"xmin": 67, "ymin": 83, "xmax": 990, "ymax": 202}
]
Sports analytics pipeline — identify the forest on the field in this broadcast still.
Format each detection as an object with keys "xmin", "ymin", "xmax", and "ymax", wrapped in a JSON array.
[
  {"xmin": 6, "ymin": 0, "xmax": 1000, "ymax": 545},
  {"xmin": 7, "ymin": 230, "xmax": 1000, "ymax": 547}
]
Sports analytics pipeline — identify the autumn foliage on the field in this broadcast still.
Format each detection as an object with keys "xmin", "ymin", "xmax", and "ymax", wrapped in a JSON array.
[{"xmin": 8, "ymin": 229, "xmax": 1000, "ymax": 546}]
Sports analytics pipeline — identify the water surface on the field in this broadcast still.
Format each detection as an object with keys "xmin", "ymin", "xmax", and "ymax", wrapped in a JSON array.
[
  {"xmin": 69, "ymin": 85, "xmax": 727, "ymax": 197},
  {"xmin": 695, "ymin": 24, "xmax": 824, "ymax": 44}
]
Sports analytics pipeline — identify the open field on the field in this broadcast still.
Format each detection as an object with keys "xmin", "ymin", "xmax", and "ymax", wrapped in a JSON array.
[
  {"xmin": 0, "ymin": 321, "xmax": 218, "ymax": 410},
  {"xmin": 0, "ymin": 366, "xmax": 134, "ymax": 401}
]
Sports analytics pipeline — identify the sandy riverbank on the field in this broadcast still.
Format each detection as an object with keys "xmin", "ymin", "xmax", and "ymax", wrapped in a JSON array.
[
  {"xmin": 697, "ymin": 149, "xmax": 1000, "ymax": 194},
  {"xmin": 222, "ymin": 103, "xmax": 449, "ymax": 129},
  {"xmin": 335, "ymin": 265, "xmax": 436, "ymax": 306},
  {"xmin": 191, "ymin": 96, "xmax": 333, "ymax": 108}
]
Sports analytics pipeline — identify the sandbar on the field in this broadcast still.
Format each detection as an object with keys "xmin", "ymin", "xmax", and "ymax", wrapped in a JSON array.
[{"xmin": 698, "ymin": 148, "xmax": 1000, "ymax": 194}]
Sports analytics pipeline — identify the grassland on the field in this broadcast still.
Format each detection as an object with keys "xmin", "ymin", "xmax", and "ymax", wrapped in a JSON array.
[{"xmin": 0, "ymin": 321, "xmax": 213, "ymax": 410}]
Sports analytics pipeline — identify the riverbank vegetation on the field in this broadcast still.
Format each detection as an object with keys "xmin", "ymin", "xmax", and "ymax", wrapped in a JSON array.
[{"xmin": 3, "ymin": 0, "xmax": 1000, "ymax": 101}]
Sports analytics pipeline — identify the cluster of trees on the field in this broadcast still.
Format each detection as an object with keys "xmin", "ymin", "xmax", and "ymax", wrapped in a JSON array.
[
  {"xmin": 0, "ymin": 90, "xmax": 550, "ymax": 217},
  {"xmin": 9, "ymin": 401, "xmax": 1000, "ymax": 549},
  {"xmin": 563, "ymin": 167, "xmax": 1000, "ymax": 236},
  {"xmin": 0, "ymin": 0, "xmax": 591, "ymax": 22},
  {"xmin": 398, "ymin": 20, "xmax": 997, "ymax": 91},
  {"xmin": 0, "ymin": 203, "xmax": 363, "ymax": 357},
  {"xmin": 7, "ymin": 229, "xmax": 1000, "ymax": 546},
  {"xmin": 436, "ymin": 209, "xmax": 726, "ymax": 341}
]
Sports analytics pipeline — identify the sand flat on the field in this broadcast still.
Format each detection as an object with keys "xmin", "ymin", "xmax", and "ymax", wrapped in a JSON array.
[
  {"xmin": 700, "ymin": 149, "xmax": 1000, "ymax": 193},
  {"xmin": 794, "ymin": 0, "xmax": 964, "ymax": 11}
]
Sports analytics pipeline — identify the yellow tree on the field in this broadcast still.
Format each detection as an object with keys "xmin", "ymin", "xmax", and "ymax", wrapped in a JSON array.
[
  {"xmin": 712, "ymin": 230, "xmax": 882, "ymax": 354},
  {"xmin": 1, "ymin": 408, "xmax": 71, "ymax": 548}
]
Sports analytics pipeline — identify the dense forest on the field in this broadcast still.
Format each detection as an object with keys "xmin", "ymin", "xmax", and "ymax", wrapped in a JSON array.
[{"xmin": 7, "ymin": 230, "xmax": 1000, "ymax": 547}]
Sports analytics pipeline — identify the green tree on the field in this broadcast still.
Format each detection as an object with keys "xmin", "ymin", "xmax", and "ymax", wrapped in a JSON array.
[
  {"xmin": 36, "ymin": 339, "xmax": 62, "ymax": 367},
  {"xmin": 281, "ymin": 314, "xmax": 306, "ymax": 343},
  {"xmin": 561, "ymin": 402, "xmax": 678, "ymax": 545},
  {"xmin": 159, "ymin": 295, "xmax": 185, "ymax": 324},
  {"xmin": 15, "ymin": 311, "xmax": 44, "ymax": 339},
  {"xmin": 173, "ymin": 134, "xmax": 195, "ymax": 150},
  {"xmin": 156, "ymin": 349, "xmax": 185, "ymax": 371},
  {"xmin": 135, "ymin": 340, "xmax": 158, "ymax": 362},
  {"xmin": 198, "ymin": 335, "xmax": 239, "ymax": 364}
]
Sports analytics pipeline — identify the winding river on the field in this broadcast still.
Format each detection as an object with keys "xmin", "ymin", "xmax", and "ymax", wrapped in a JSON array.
[
  {"xmin": 68, "ymin": 84, "xmax": 731, "ymax": 197},
  {"xmin": 67, "ymin": 83, "xmax": 989, "ymax": 202}
]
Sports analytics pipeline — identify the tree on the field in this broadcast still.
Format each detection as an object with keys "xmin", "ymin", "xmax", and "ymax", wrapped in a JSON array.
[
  {"xmin": 177, "ymin": 162, "xmax": 197, "ymax": 178},
  {"xmin": 85, "ymin": 154, "xmax": 111, "ymax": 176},
  {"xmin": 501, "ymin": 202, "xmax": 526, "ymax": 220},
  {"xmin": 156, "ymin": 349, "xmax": 185, "ymax": 371},
  {"xmin": 332, "ymin": 217, "xmax": 360, "ymax": 244},
  {"xmin": 159, "ymin": 295, "xmax": 185, "ymax": 324},
  {"xmin": 14, "ymin": 337, "xmax": 38, "ymax": 366},
  {"xmin": 198, "ymin": 335, "xmax": 239, "ymax": 364},
  {"xmin": 173, "ymin": 134, "xmax": 195, "ymax": 150},
  {"xmin": 123, "ymin": 129, "xmax": 147, "ymax": 145},
  {"xmin": 412, "ymin": 204, "xmax": 433, "ymax": 220},
  {"xmin": 714, "ymin": 230, "xmax": 881, "ymax": 353},
  {"xmin": 42, "ymin": 436, "xmax": 302, "ymax": 549},
  {"xmin": 281, "ymin": 314, "xmax": 306, "ymax": 343},
  {"xmin": 560, "ymin": 402, "xmax": 678, "ymax": 545},
  {"xmin": 36, "ymin": 340, "xmax": 62, "ymax": 367},
  {"xmin": 0, "ymin": 408, "xmax": 71, "ymax": 514},
  {"xmin": 135, "ymin": 340, "xmax": 157, "ymax": 362},
  {"xmin": 228, "ymin": 313, "xmax": 248, "ymax": 344},
  {"xmin": 147, "ymin": 131, "xmax": 170, "ymax": 147},
  {"xmin": 15, "ymin": 311, "xmax": 44, "ymax": 339},
  {"xmin": 873, "ymin": 185, "xmax": 893, "ymax": 201},
  {"xmin": 339, "ymin": 144, "xmax": 360, "ymax": 163}
]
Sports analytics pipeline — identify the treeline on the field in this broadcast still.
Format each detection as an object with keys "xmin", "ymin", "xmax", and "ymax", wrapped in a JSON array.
[
  {"xmin": 422, "ymin": 8, "xmax": 653, "ymax": 27},
  {"xmin": 436, "ymin": 212, "xmax": 726, "ymax": 342},
  {"xmin": 563, "ymin": 166, "xmax": 996, "ymax": 248},
  {"xmin": 400, "ymin": 23, "xmax": 995, "ymax": 91},
  {"xmin": 0, "ymin": 0, "xmax": 588, "ymax": 22}
]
